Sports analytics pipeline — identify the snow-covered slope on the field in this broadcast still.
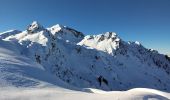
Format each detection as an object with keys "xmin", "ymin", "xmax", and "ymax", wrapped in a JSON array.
[
  {"xmin": 0, "ymin": 21, "xmax": 170, "ymax": 99},
  {"xmin": 0, "ymin": 39, "xmax": 78, "ymax": 90}
]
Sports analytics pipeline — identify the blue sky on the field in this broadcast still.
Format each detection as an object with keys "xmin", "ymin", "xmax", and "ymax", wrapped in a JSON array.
[{"xmin": 0, "ymin": 0, "xmax": 170, "ymax": 54}]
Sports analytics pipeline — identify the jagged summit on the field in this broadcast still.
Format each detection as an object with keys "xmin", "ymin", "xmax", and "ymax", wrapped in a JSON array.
[
  {"xmin": 2, "ymin": 21, "xmax": 85, "ymax": 46},
  {"xmin": 101, "ymin": 32, "xmax": 117, "ymax": 39},
  {"xmin": 27, "ymin": 21, "xmax": 44, "ymax": 33},
  {"xmin": 49, "ymin": 24, "xmax": 64, "ymax": 35},
  {"xmin": 49, "ymin": 24, "xmax": 84, "ymax": 38},
  {"xmin": 128, "ymin": 41, "xmax": 142, "ymax": 47},
  {"xmin": 78, "ymin": 32, "xmax": 121, "ymax": 54}
]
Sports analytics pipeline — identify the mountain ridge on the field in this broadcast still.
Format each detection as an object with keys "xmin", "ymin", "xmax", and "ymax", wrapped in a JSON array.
[{"xmin": 0, "ymin": 21, "xmax": 170, "ymax": 92}]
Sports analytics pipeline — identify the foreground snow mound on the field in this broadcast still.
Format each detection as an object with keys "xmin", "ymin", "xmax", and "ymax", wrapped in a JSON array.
[
  {"xmin": 0, "ymin": 21, "xmax": 170, "ymax": 92},
  {"xmin": 0, "ymin": 87, "xmax": 170, "ymax": 100}
]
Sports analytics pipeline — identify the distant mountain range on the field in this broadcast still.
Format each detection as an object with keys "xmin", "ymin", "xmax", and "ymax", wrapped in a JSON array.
[{"xmin": 0, "ymin": 21, "xmax": 170, "ymax": 92}]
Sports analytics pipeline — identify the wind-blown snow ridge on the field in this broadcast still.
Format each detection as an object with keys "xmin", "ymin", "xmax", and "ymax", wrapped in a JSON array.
[
  {"xmin": 0, "ymin": 21, "xmax": 170, "ymax": 100},
  {"xmin": 0, "ymin": 30, "xmax": 21, "ymax": 39}
]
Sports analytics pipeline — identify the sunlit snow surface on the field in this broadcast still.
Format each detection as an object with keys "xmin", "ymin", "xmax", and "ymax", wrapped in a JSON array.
[
  {"xmin": 0, "ymin": 22, "xmax": 170, "ymax": 100},
  {"xmin": 0, "ymin": 87, "xmax": 170, "ymax": 100}
]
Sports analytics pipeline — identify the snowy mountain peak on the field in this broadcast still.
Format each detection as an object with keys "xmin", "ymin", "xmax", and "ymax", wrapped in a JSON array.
[
  {"xmin": 48, "ymin": 24, "xmax": 84, "ymax": 39},
  {"xmin": 27, "ymin": 21, "xmax": 44, "ymax": 33},
  {"xmin": 97, "ymin": 32, "xmax": 119, "ymax": 42},
  {"xmin": 78, "ymin": 32, "xmax": 120, "ymax": 54},
  {"xmin": 128, "ymin": 41, "xmax": 142, "ymax": 47},
  {"xmin": 134, "ymin": 41, "xmax": 141, "ymax": 45},
  {"xmin": 48, "ymin": 24, "xmax": 84, "ymax": 43},
  {"xmin": 2, "ymin": 22, "xmax": 84, "ymax": 46},
  {"xmin": 102, "ymin": 32, "xmax": 117, "ymax": 39},
  {"xmin": 49, "ymin": 24, "xmax": 64, "ymax": 35}
]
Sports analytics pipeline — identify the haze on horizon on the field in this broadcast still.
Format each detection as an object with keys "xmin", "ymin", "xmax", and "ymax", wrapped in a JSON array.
[{"xmin": 0, "ymin": 0, "xmax": 170, "ymax": 55}]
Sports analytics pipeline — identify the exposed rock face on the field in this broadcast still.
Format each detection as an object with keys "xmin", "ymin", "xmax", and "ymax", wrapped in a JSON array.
[{"xmin": 27, "ymin": 21, "xmax": 44, "ymax": 33}]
